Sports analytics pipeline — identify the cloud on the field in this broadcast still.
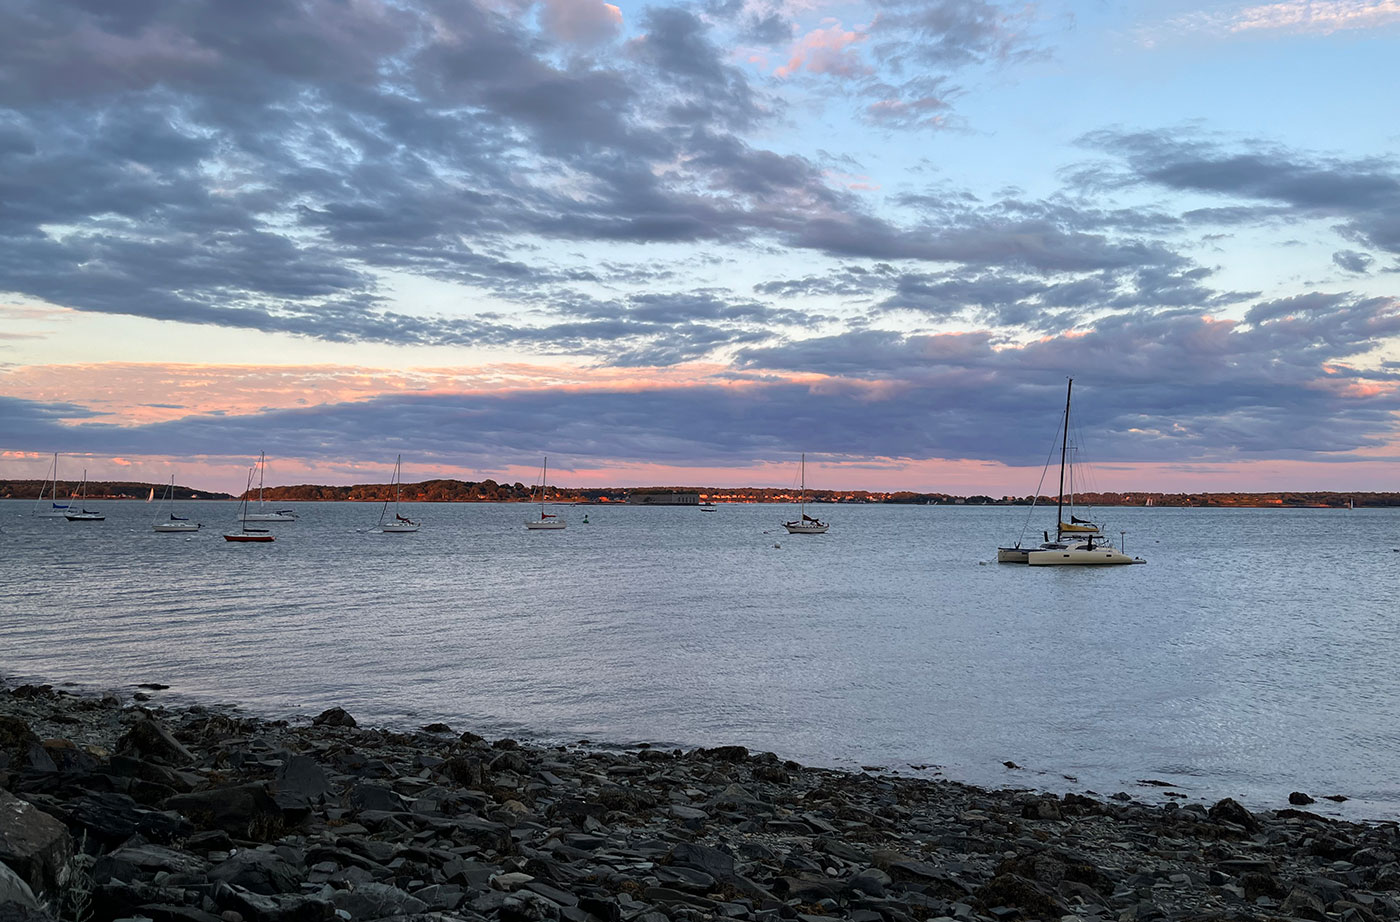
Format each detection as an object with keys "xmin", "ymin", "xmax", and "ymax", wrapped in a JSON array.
[
  {"xmin": 537, "ymin": 0, "xmax": 623, "ymax": 45},
  {"xmin": 775, "ymin": 21, "xmax": 872, "ymax": 78},
  {"xmin": 1080, "ymin": 129, "xmax": 1400, "ymax": 256},
  {"xmin": 1333, "ymin": 249, "xmax": 1375, "ymax": 273},
  {"xmin": 7, "ymin": 293, "xmax": 1398, "ymax": 474},
  {"xmin": 1171, "ymin": 0, "xmax": 1400, "ymax": 36}
]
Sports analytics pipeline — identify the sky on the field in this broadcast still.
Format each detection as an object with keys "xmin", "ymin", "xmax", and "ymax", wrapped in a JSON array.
[{"xmin": 2, "ymin": 0, "xmax": 1399, "ymax": 494}]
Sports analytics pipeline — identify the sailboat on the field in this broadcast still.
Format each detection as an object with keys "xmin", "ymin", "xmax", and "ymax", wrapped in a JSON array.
[
  {"xmin": 239, "ymin": 451, "xmax": 297, "ymax": 521},
  {"xmin": 152, "ymin": 476, "xmax": 201, "ymax": 533},
  {"xmin": 32, "ymin": 453, "xmax": 69, "ymax": 518},
  {"xmin": 1018, "ymin": 379, "xmax": 1143, "ymax": 566},
  {"xmin": 782, "ymin": 454, "xmax": 828, "ymax": 534},
  {"xmin": 225, "ymin": 468, "xmax": 275, "ymax": 542},
  {"xmin": 64, "ymin": 470, "xmax": 105, "ymax": 521},
  {"xmin": 525, "ymin": 457, "xmax": 566, "ymax": 530},
  {"xmin": 376, "ymin": 455, "xmax": 421, "ymax": 533}
]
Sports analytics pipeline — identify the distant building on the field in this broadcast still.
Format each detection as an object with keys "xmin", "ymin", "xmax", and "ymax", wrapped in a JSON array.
[{"xmin": 627, "ymin": 491, "xmax": 699, "ymax": 505}]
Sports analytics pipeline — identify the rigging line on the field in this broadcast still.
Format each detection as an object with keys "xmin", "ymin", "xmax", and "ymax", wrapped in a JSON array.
[{"xmin": 1014, "ymin": 403, "xmax": 1069, "ymax": 542}]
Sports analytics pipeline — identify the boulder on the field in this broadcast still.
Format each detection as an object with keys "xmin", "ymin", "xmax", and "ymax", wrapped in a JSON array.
[
  {"xmin": 0, "ymin": 790, "xmax": 72, "ymax": 897},
  {"xmin": 165, "ymin": 783, "xmax": 283, "ymax": 838},
  {"xmin": 209, "ymin": 849, "xmax": 305, "ymax": 895},
  {"xmin": 270, "ymin": 755, "xmax": 332, "ymax": 809},
  {"xmin": 116, "ymin": 717, "xmax": 195, "ymax": 766},
  {"xmin": 0, "ymin": 860, "xmax": 41, "ymax": 911},
  {"xmin": 310, "ymin": 708, "xmax": 356, "ymax": 728},
  {"xmin": 1207, "ymin": 797, "xmax": 1259, "ymax": 831}
]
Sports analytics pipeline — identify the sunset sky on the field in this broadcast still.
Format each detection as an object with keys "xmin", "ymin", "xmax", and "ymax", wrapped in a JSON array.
[{"xmin": 2, "ymin": 0, "xmax": 1399, "ymax": 494}]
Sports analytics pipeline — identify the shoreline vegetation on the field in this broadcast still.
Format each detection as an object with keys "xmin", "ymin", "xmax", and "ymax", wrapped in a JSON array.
[
  {"xmin": 3, "ymin": 680, "xmax": 1398, "ymax": 922},
  {"xmin": 3, "ymin": 479, "xmax": 1397, "ymax": 508}
]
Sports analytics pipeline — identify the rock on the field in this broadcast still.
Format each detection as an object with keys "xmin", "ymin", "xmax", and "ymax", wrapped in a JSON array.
[
  {"xmin": 311, "ymin": 708, "xmax": 356, "ymax": 729},
  {"xmin": 1290, "ymin": 791, "xmax": 1316, "ymax": 805},
  {"xmin": 1281, "ymin": 886, "xmax": 1328, "ymax": 920},
  {"xmin": 0, "ymin": 789, "xmax": 73, "ymax": 897},
  {"xmin": 0, "ymin": 860, "xmax": 41, "ymax": 911},
  {"xmin": 209, "ymin": 849, "xmax": 305, "ymax": 895},
  {"xmin": 0, "ymin": 716, "xmax": 57, "ymax": 774},
  {"xmin": 93, "ymin": 843, "xmax": 209, "ymax": 883},
  {"xmin": 115, "ymin": 717, "xmax": 195, "ymax": 766},
  {"xmin": 329, "ymin": 881, "xmax": 425, "ymax": 919},
  {"xmin": 1207, "ymin": 797, "xmax": 1258, "ymax": 831},
  {"xmin": 165, "ymin": 783, "xmax": 284, "ymax": 838},
  {"xmin": 270, "ymin": 755, "xmax": 332, "ymax": 809}
]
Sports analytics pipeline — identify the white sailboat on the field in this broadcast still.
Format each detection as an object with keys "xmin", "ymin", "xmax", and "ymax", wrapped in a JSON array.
[
  {"xmin": 152, "ymin": 476, "xmax": 201, "ymax": 533},
  {"xmin": 1018, "ymin": 379, "xmax": 1143, "ymax": 566},
  {"xmin": 782, "ymin": 454, "xmax": 828, "ymax": 534},
  {"xmin": 64, "ymin": 470, "xmax": 105, "ymax": 521},
  {"xmin": 377, "ymin": 455, "xmax": 421, "ymax": 533},
  {"xmin": 525, "ymin": 456, "xmax": 566, "ymax": 530},
  {"xmin": 32, "ymin": 452, "xmax": 69, "ymax": 518},
  {"xmin": 225, "ymin": 468, "xmax": 275, "ymax": 542},
  {"xmin": 239, "ymin": 451, "xmax": 297, "ymax": 522}
]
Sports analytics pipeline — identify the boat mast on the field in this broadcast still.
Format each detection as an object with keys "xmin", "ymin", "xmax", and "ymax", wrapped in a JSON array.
[
  {"xmin": 1057, "ymin": 379, "xmax": 1072, "ymax": 540},
  {"xmin": 800, "ymin": 453, "xmax": 812, "ymax": 520},
  {"xmin": 541, "ymin": 456, "xmax": 547, "ymax": 519}
]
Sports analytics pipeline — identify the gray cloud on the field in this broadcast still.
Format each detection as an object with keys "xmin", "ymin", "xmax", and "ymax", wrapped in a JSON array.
[
  {"xmin": 1082, "ymin": 129, "xmax": 1400, "ymax": 258},
  {"xmin": 7, "ymin": 295, "xmax": 1397, "ymax": 471}
]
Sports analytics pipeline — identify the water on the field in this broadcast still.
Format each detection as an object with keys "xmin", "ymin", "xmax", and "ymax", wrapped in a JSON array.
[{"xmin": 2, "ymin": 499, "xmax": 1398, "ymax": 820}]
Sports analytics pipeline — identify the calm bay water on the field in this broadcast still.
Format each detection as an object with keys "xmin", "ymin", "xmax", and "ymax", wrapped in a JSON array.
[{"xmin": 2, "ymin": 499, "xmax": 1398, "ymax": 819}]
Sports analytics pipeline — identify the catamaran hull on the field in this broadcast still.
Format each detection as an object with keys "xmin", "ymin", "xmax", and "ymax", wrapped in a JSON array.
[
  {"xmin": 65, "ymin": 513, "xmax": 104, "ymax": 521},
  {"xmin": 783, "ymin": 522, "xmax": 829, "ymax": 534},
  {"xmin": 526, "ymin": 520, "xmax": 566, "ymax": 530},
  {"xmin": 240, "ymin": 512, "xmax": 297, "ymax": 522},
  {"xmin": 1027, "ymin": 547, "xmax": 1144, "ymax": 565},
  {"xmin": 154, "ymin": 523, "xmax": 202, "ymax": 533},
  {"xmin": 225, "ymin": 532, "xmax": 274, "ymax": 542}
]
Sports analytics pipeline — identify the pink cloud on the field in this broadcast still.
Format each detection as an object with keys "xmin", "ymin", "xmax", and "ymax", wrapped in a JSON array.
[
  {"xmin": 775, "ymin": 20, "xmax": 871, "ymax": 77},
  {"xmin": 538, "ymin": 0, "xmax": 623, "ymax": 45}
]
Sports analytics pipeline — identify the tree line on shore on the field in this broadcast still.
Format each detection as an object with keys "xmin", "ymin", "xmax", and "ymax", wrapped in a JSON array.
[{"xmin": 3, "ymin": 478, "xmax": 1398, "ymax": 507}]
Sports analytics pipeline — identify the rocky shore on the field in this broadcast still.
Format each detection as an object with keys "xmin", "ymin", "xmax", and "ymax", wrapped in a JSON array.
[{"xmin": 2, "ymin": 680, "xmax": 1397, "ymax": 922}]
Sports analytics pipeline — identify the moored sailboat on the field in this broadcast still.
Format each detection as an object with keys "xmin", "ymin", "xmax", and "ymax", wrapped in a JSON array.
[
  {"xmin": 377, "ymin": 455, "xmax": 421, "ymax": 533},
  {"xmin": 64, "ymin": 470, "xmax": 105, "ymax": 521},
  {"xmin": 152, "ymin": 476, "xmax": 201, "ymax": 533},
  {"xmin": 782, "ymin": 454, "xmax": 828, "ymax": 534},
  {"xmin": 225, "ymin": 468, "xmax": 275, "ymax": 542},
  {"xmin": 239, "ymin": 452, "xmax": 297, "ymax": 522},
  {"xmin": 1019, "ymin": 379, "xmax": 1142, "ymax": 566},
  {"xmin": 32, "ymin": 452, "xmax": 69, "ymax": 518},
  {"xmin": 525, "ymin": 456, "xmax": 566, "ymax": 530}
]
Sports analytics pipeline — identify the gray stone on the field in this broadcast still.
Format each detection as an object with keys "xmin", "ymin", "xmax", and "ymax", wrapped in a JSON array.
[
  {"xmin": 0, "ymin": 790, "xmax": 72, "ymax": 896},
  {"xmin": 209, "ymin": 850, "xmax": 305, "ymax": 896},
  {"xmin": 115, "ymin": 718, "xmax": 195, "ymax": 766}
]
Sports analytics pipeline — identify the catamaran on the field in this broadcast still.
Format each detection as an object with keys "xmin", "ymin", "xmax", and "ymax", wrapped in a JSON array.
[
  {"xmin": 152, "ymin": 476, "xmax": 202, "ymax": 533},
  {"xmin": 525, "ymin": 457, "xmax": 566, "ymax": 529},
  {"xmin": 239, "ymin": 451, "xmax": 298, "ymax": 522},
  {"xmin": 377, "ymin": 455, "xmax": 421, "ymax": 533},
  {"xmin": 996, "ymin": 379, "xmax": 1143, "ymax": 566},
  {"xmin": 782, "ymin": 453, "xmax": 828, "ymax": 534},
  {"xmin": 32, "ymin": 452, "xmax": 69, "ymax": 518}
]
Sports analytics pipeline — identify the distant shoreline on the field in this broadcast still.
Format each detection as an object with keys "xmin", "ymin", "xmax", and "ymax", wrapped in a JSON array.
[{"xmin": 3, "ymin": 480, "xmax": 1398, "ymax": 508}]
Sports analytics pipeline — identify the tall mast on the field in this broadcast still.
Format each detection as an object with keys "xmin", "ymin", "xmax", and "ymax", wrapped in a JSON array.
[
  {"xmin": 541, "ymin": 456, "xmax": 547, "ymax": 517},
  {"xmin": 1057, "ymin": 378, "xmax": 1073, "ymax": 539},
  {"xmin": 800, "ymin": 453, "xmax": 806, "ymax": 517}
]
